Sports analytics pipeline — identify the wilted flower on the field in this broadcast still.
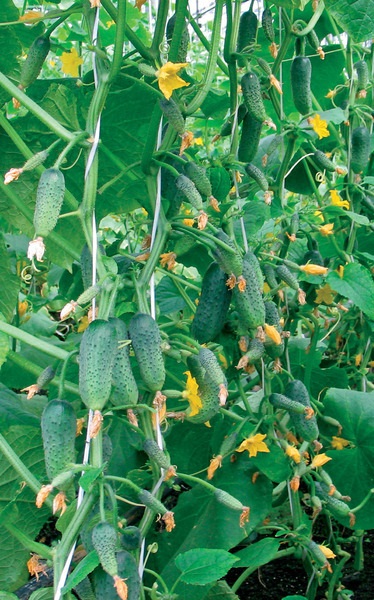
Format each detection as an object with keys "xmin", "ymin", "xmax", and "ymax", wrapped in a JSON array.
[{"xmin": 28, "ymin": 237, "xmax": 45, "ymax": 262}]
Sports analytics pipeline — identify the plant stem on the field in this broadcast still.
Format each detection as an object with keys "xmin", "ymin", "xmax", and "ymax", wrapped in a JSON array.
[
  {"xmin": 187, "ymin": 10, "xmax": 228, "ymax": 75},
  {"xmin": 100, "ymin": 0, "xmax": 153, "ymax": 62},
  {"xmin": 231, "ymin": 547, "xmax": 296, "ymax": 593},
  {"xmin": 150, "ymin": 0, "xmax": 171, "ymax": 61},
  {"xmin": 5, "ymin": 523, "xmax": 53, "ymax": 559},
  {"xmin": 0, "ymin": 321, "xmax": 69, "ymax": 360},
  {"xmin": 108, "ymin": 0, "xmax": 126, "ymax": 82}
]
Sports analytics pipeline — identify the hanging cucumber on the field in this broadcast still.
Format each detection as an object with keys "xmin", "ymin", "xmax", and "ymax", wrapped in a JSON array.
[
  {"xmin": 285, "ymin": 380, "xmax": 319, "ymax": 442},
  {"xmin": 276, "ymin": 264, "xmax": 299, "ymax": 291},
  {"xmin": 264, "ymin": 300, "xmax": 284, "ymax": 360},
  {"xmin": 183, "ymin": 162, "xmax": 213, "ymax": 199},
  {"xmin": 244, "ymin": 163, "xmax": 269, "ymax": 192},
  {"xmin": 238, "ymin": 113, "xmax": 263, "ymax": 163},
  {"xmin": 92, "ymin": 522, "xmax": 118, "ymax": 577},
  {"xmin": 143, "ymin": 439, "xmax": 171, "ymax": 470},
  {"xmin": 19, "ymin": 35, "xmax": 51, "ymax": 90},
  {"xmin": 185, "ymin": 354, "xmax": 221, "ymax": 424},
  {"xmin": 175, "ymin": 174, "xmax": 204, "ymax": 210},
  {"xmin": 233, "ymin": 260, "xmax": 266, "ymax": 334},
  {"xmin": 198, "ymin": 347, "xmax": 228, "ymax": 405},
  {"xmin": 159, "ymin": 97, "xmax": 185, "ymax": 135},
  {"xmin": 79, "ymin": 319, "xmax": 118, "ymax": 411},
  {"xmin": 129, "ymin": 313, "xmax": 165, "ymax": 393},
  {"xmin": 291, "ymin": 56, "xmax": 312, "ymax": 115},
  {"xmin": 313, "ymin": 150, "xmax": 336, "ymax": 173},
  {"xmin": 243, "ymin": 250, "xmax": 264, "ymax": 293},
  {"xmin": 354, "ymin": 60, "xmax": 369, "ymax": 97},
  {"xmin": 93, "ymin": 550, "xmax": 140, "ymax": 600},
  {"xmin": 191, "ymin": 262, "xmax": 232, "ymax": 344},
  {"xmin": 261, "ymin": 7, "xmax": 275, "ymax": 42},
  {"xmin": 109, "ymin": 318, "xmax": 138, "ymax": 407},
  {"xmin": 236, "ymin": 9, "xmax": 258, "ymax": 67},
  {"xmin": 213, "ymin": 229, "xmax": 244, "ymax": 289},
  {"xmin": 33, "ymin": 168, "xmax": 65, "ymax": 238},
  {"xmin": 269, "ymin": 393, "xmax": 309, "ymax": 414},
  {"xmin": 351, "ymin": 126, "xmax": 370, "ymax": 174},
  {"xmin": 306, "ymin": 29, "xmax": 325, "ymax": 59},
  {"xmin": 236, "ymin": 338, "xmax": 265, "ymax": 369},
  {"xmin": 41, "ymin": 399, "xmax": 76, "ymax": 488},
  {"xmin": 218, "ymin": 103, "xmax": 248, "ymax": 140},
  {"xmin": 166, "ymin": 13, "xmax": 189, "ymax": 63},
  {"xmin": 263, "ymin": 264, "xmax": 279, "ymax": 290},
  {"xmin": 241, "ymin": 71, "xmax": 267, "ymax": 123}
]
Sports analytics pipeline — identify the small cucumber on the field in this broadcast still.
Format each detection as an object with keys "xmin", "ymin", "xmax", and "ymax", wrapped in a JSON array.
[
  {"xmin": 129, "ymin": 313, "xmax": 165, "ymax": 393},
  {"xmin": 198, "ymin": 347, "xmax": 227, "ymax": 390},
  {"xmin": 166, "ymin": 13, "xmax": 189, "ymax": 63},
  {"xmin": 306, "ymin": 30, "xmax": 323, "ymax": 57},
  {"xmin": 269, "ymin": 393, "xmax": 308, "ymax": 414},
  {"xmin": 285, "ymin": 379, "xmax": 319, "ymax": 441},
  {"xmin": 41, "ymin": 399, "xmax": 76, "ymax": 488},
  {"xmin": 315, "ymin": 482, "xmax": 352, "ymax": 521},
  {"xmin": 237, "ymin": 338, "xmax": 265, "ymax": 368},
  {"xmin": 261, "ymin": 8, "xmax": 275, "ymax": 42},
  {"xmin": 243, "ymin": 250, "xmax": 264, "ymax": 292},
  {"xmin": 291, "ymin": 56, "xmax": 312, "ymax": 115},
  {"xmin": 354, "ymin": 60, "xmax": 369, "ymax": 93},
  {"xmin": 143, "ymin": 439, "xmax": 171, "ymax": 469},
  {"xmin": 159, "ymin": 97, "xmax": 185, "ymax": 135},
  {"xmin": 79, "ymin": 319, "xmax": 118, "ymax": 411},
  {"xmin": 313, "ymin": 150, "xmax": 336, "ymax": 173},
  {"xmin": 233, "ymin": 260, "xmax": 266, "ymax": 332},
  {"xmin": 175, "ymin": 174, "xmax": 204, "ymax": 210},
  {"xmin": 241, "ymin": 71, "xmax": 267, "ymax": 123},
  {"xmin": 93, "ymin": 550, "xmax": 140, "ymax": 600},
  {"xmin": 36, "ymin": 365, "xmax": 55, "ymax": 389},
  {"xmin": 263, "ymin": 264, "xmax": 279, "ymax": 290},
  {"xmin": 238, "ymin": 113, "xmax": 263, "ymax": 163},
  {"xmin": 191, "ymin": 261, "xmax": 232, "ymax": 344},
  {"xmin": 351, "ymin": 126, "xmax": 370, "ymax": 174},
  {"xmin": 92, "ymin": 522, "xmax": 118, "ymax": 577},
  {"xmin": 33, "ymin": 168, "xmax": 65, "ymax": 238},
  {"xmin": 184, "ymin": 162, "xmax": 212, "ymax": 198},
  {"xmin": 244, "ymin": 163, "xmax": 269, "ymax": 192},
  {"xmin": 264, "ymin": 300, "xmax": 284, "ymax": 359},
  {"xmin": 121, "ymin": 526, "xmax": 142, "ymax": 551},
  {"xmin": 303, "ymin": 249, "xmax": 324, "ymax": 266},
  {"xmin": 220, "ymin": 103, "xmax": 248, "ymax": 138},
  {"xmin": 276, "ymin": 264, "xmax": 299, "ymax": 291},
  {"xmin": 109, "ymin": 318, "xmax": 138, "ymax": 407},
  {"xmin": 213, "ymin": 229, "xmax": 243, "ymax": 278},
  {"xmin": 237, "ymin": 10, "xmax": 258, "ymax": 66},
  {"xmin": 20, "ymin": 35, "xmax": 50, "ymax": 89}
]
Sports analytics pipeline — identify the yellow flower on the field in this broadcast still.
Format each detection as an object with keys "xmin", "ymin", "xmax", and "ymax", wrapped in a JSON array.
[
  {"xmin": 325, "ymin": 89, "xmax": 336, "ymax": 99},
  {"xmin": 155, "ymin": 62, "xmax": 190, "ymax": 100},
  {"xmin": 300, "ymin": 264, "xmax": 328, "ymax": 276},
  {"xmin": 264, "ymin": 323, "xmax": 282, "ymax": 345},
  {"xmin": 19, "ymin": 10, "xmax": 43, "ymax": 21},
  {"xmin": 194, "ymin": 137, "xmax": 204, "ymax": 146},
  {"xmin": 308, "ymin": 114, "xmax": 330, "ymax": 139},
  {"xmin": 337, "ymin": 265, "xmax": 344, "ymax": 278},
  {"xmin": 314, "ymin": 210, "xmax": 324, "ymax": 222},
  {"xmin": 318, "ymin": 545, "xmax": 336, "ymax": 560},
  {"xmin": 61, "ymin": 48, "xmax": 84, "ymax": 77},
  {"xmin": 236, "ymin": 433, "xmax": 270, "ymax": 458},
  {"xmin": 285, "ymin": 445, "xmax": 301, "ymax": 464},
  {"xmin": 106, "ymin": 20, "xmax": 115, "ymax": 28},
  {"xmin": 331, "ymin": 436, "xmax": 350, "ymax": 450},
  {"xmin": 183, "ymin": 218, "xmax": 195, "ymax": 227},
  {"xmin": 183, "ymin": 371, "xmax": 202, "ymax": 417},
  {"xmin": 311, "ymin": 453, "xmax": 332, "ymax": 468},
  {"xmin": 355, "ymin": 353, "xmax": 363, "ymax": 366},
  {"xmin": 315, "ymin": 284, "xmax": 335, "ymax": 305},
  {"xmin": 319, "ymin": 223, "xmax": 334, "ymax": 236},
  {"xmin": 329, "ymin": 189, "xmax": 349, "ymax": 210}
]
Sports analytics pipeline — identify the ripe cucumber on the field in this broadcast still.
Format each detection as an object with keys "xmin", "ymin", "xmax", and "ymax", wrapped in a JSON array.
[
  {"xmin": 175, "ymin": 174, "xmax": 204, "ymax": 210},
  {"xmin": 238, "ymin": 113, "xmax": 262, "ymax": 163},
  {"xmin": 355, "ymin": 60, "xmax": 369, "ymax": 92},
  {"xmin": 269, "ymin": 393, "xmax": 307, "ymax": 414},
  {"xmin": 285, "ymin": 379, "xmax": 319, "ymax": 441},
  {"xmin": 233, "ymin": 260, "xmax": 266, "ymax": 332},
  {"xmin": 291, "ymin": 56, "xmax": 312, "ymax": 115},
  {"xmin": 129, "ymin": 313, "xmax": 165, "ymax": 393},
  {"xmin": 351, "ymin": 126, "xmax": 370, "ymax": 174},
  {"xmin": 243, "ymin": 251, "xmax": 264, "ymax": 293},
  {"xmin": 93, "ymin": 550, "xmax": 140, "ymax": 600},
  {"xmin": 241, "ymin": 71, "xmax": 267, "ymax": 123},
  {"xmin": 20, "ymin": 35, "xmax": 50, "ymax": 89},
  {"xmin": 261, "ymin": 8, "xmax": 275, "ymax": 42},
  {"xmin": 92, "ymin": 522, "xmax": 118, "ymax": 577},
  {"xmin": 166, "ymin": 13, "xmax": 189, "ymax": 63},
  {"xmin": 213, "ymin": 229, "xmax": 243, "ymax": 278},
  {"xmin": 184, "ymin": 162, "xmax": 212, "ymax": 198},
  {"xmin": 109, "ymin": 318, "xmax": 138, "ymax": 407},
  {"xmin": 33, "ymin": 168, "xmax": 65, "ymax": 238},
  {"xmin": 237, "ymin": 10, "xmax": 258, "ymax": 66},
  {"xmin": 191, "ymin": 261, "xmax": 232, "ymax": 344},
  {"xmin": 244, "ymin": 163, "xmax": 269, "ymax": 192},
  {"xmin": 41, "ymin": 398, "xmax": 76, "ymax": 488},
  {"xmin": 276, "ymin": 264, "xmax": 299, "ymax": 291},
  {"xmin": 313, "ymin": 150, "xmax": 336, "ymax": 172},
  {"xmin": 79, "ymin": 319, "xmax": 118, "ymax": 411},
  {"xmin": 159, "ymin": 97, "xmax": 185, "ymax": 135}
]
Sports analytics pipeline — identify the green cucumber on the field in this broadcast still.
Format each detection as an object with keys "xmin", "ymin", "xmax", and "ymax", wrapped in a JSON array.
[
  {"xmin": 109, "ymin": 318, "xmax": 138, "ymax": 407},
  {"xmin": 166, "ymin": 13, "xmax": 189, "ymax": 63},
  {"xmin": 238, "ymin": 113, "xmax": 263, "ymax": 163},
  {"xmin": 307, "ymin": 540, "xmax": 330, "ymax": 568},
  {"xmin": 303, "ymin": 249, "xmax": 324, "ymax": 266},
  {"xmin": 33, "ymin": 168, "xmax": 65, "ymax": 238},
  {"xmin": 243, "ymin": 251, "xmax": 264, "ymax": 292},
  {"xmin": 41, "ymin": 398, "xmax": 76, "ymax": 488},
  {"xmin": 291, "ymin": 56, "xmax": 312, "ymax": 115},
  {"xmin": 351, "ymin": 126, "xmax": 370, "ymax": 174},
  {"xmin": 143, "ymin": 439, "xmax": 170, "ymax": 469},
  {"xmin": 244, "ymin": 163, "xmax": 269, "ymax": 192},
  {"xmin": 241, "ymin": 71, "xmax": 267, "ymax": 123},
  {"xmin": 175, "ymin": 174, "xmax": 204, "ymax": 210},
  {"xmin": 315, "ymin": 482, "xmax": 352, "ymax": 520},
  {"xmin": 264, "ymin": 300, "xmax": 284, "ymax": 359},
  {"xmin": 121, "ymin": 526, "xmax": 142, "ymax": 551},
  {"xmin": 198, "ymin": 347, "xmax": 227, "ymax": 389},
  {"xmin": 276, "ymin": 264, "xmax": 299, "ymax": 291},
  {"xmin": 269, "ymin": 393, "xmax": 308, "ymax": 414},
  {"xmin": 79, "ymin": 319, "xmax": 118, "ymax": 411},
  {"xmin": 285, "ymin": 379, "xmax": 319, "ymax": 441},
  {"xmin": 19, "ymin": 35, "xmax": 50, "ymax": 89},
  {"xmin": 237, "ymin": 338, "xmax": 265, "ymax": 368},
  {"xmin": 233, "ymin": 260, "xmax": 266, "ymax": 332},
  {"xmin": 261, "ymin": 8, "xmax": 275, "ymax": 42},
  {"xmin": 184, "ymin": 162, "xmax": 212, "ymax": 198},
  {"xmin": 220, "ymin": 103, "xmax": 248, "ymax": 138},
  {"xmin": 306, "ymin": 29, "xmax": 321, "ymax": 53},
  {"xmin": 129, "ymin": 313, "xmax": 165, "ymax": 393},
  {"xmin": 313, "ymin": 150, "xmax": 336, "ymax": 172},
  {"xmin": 159, "ymin": 97, "xmax": 185, "ymax": 135},
  {"xmin": 237, "ymin": 10, "xmax": 258, "ymax": 66},
  {"xmin": 355, "ymin": 60, "xmax": 369, "ymax": 93},
  {"xmin": 36, "ymin": 365, "xmax": 55, "ymax": 389},
  {"xmin": 93, "ymin": 550, "xmax": 141, "ymax": 600},
  {"xmin": 80, "ymin": 243, "xmax": 105, "ymax": 291},
  {"xmin": 263, "ymin": 264, "xmax": 279, "ymax": 289},
  {"xmin": 213, "ymin": 229, "xmax": 243, "ymax": 278},
  {"xmin": 191, "ymin": 262, "xmax": 232, "ymax": 344},
  {"xmin": 92, "ymin": 522, "xmax": 118, "ymax": 577}
]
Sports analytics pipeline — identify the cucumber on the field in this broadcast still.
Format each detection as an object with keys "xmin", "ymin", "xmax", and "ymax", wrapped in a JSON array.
[
  {"xmin": 237, "ymin": 338, "xmax": 265, "ymax": 368},
  {"xmin": 33, "ymin": 168, "xmax": 65, "ymax": 238},
  {"xmin": 79, "ymin": 319, "xmax": 118, "ymax": 411},
  {"xmin": 261, "ymin": 8, "xmax": 275, "ymax": 42},
  {"xmin": 351, "ymin": 126, "xmax": 370, "ymax": 174},
  {"xmin": 80, "ymin": 243, "xmax": 105, "ymax": 291},
  {"xmin": 241, "ymin": 71, "xmax": 267, "ymax": 123},
  {"xmin": 291, "ymin": 56, "xmax": 312, "ymax": 115},
  {"xmin": 19, "ymin": 35, "xmax": 50, "ymax": 89},
  {"xmin": 355, "ymin": 60, "xmax": 369, "ymax": 93},
  {"xmin": 143, "ymin": 439, "xmax": 170, "ymax": 469},
  {"xmin": 167, "ymin": 189, "xmax": 185, "ymax": 219},
  {"xmin": 159, "ymin": 97, "xmax": 185, "ymax": 135},
  {"xmin": 93, "ymin": 550, "xmax": 141, "ymax": 600},
  {"xmin": 220, "ymin": 103, "xmax": 248, "ymax": 138},
  {"xmin": 185, "ymin": 354, "xmax": 221, "ymax": 423},
  {"xmin": 315, "ymin": 482, "xmax": 352, "ymax": 521},
  {"xmin": 233, "ymin": 260, "xmax": 266, "ymax": 332},
  {"xmin": 306, "ymin": 29, "xmax": 324, "ymax": 58},
  {"xmin": 285, "ymin": 379, "xmax": 319, "ymax": 442},
  {"xmin": 237, "ymin": 10, "xmax": 258, "ymax": 66},
  {"xmin": 184, "ymin": 162, "xmax": 212, "ymax": 198},
  {"xmin": 269, "ymin": 393, "xmax": 308, "ymax": 414},
  {"xmin": 191, "ymin": 262, "xmax": 232, "ymax": 344},
  {"xmin": 263, "ymin": 264, "xmax": 279, "ymax": 290},
  {"xmin": 109, "ymin": 318, "xmax": 138, "ymax": 407},
  {"xmin": 244, "ymin": 163, "xmax": 269, "ymax": 192},
  {"xmin": 121, "ymin": 526, "xmax": 142, "ymax": 551},
  {"xmin": 313, "ymin": 150, "xmax": 336, "ymax": 172},
  {"xmin": 36, "ymin": 365, "xmax": 55, "ymax": 389},
  {"xmin": 166, "ymin": 13, "xmax": 189, "ymax": 63},
  {"xmin": 198, "ymin": 347, "xmax": 227, "ymax": 390},
  {"xmin": 238, "ymin": 113, "xmax": 262, "ymax": 163},
  {"xmin": 129, "ymin": 313, "xmax": 165, "ymax": 393},
  {"xmin": 243, "ymin": 251, "xmax": 264, "ymax": 292},
  {"xmin": 175, "ymin": 174, "xmax": 204, "ymax": 210},
  {"xmin": 264, "ymin": 300, "xmax": 284, "ymax": 359},
  {"xmin": 276, "ymin": 264, "xmax": 299, "ymax": 291},
  {"xmin": 213, "ymin": 229, "xmax": 243, "ymax": 278},
  {"xmin": 92, "ymin": 522, "xmax": 118, "ymax": 577},
  {"xmin": 303, "ymin": 249, "xmax": 324, "ymax": 266},
  {"xmin": 41, "ymin": 399, "xmax": 76, "ymax": 488}
]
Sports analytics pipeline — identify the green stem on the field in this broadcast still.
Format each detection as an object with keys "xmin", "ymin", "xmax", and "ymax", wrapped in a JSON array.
[
  {"xmin": 274, "ymin": 132, "xmax": 297, "ymax": 202},
  {"xmin": 292, "ymin": 1, "xmax": 325, "ymax": 36},
  {"xmin": 303, "ymin": 317, "xmax": 320, "ymax": 394},
  {"xmin": 151, "ymin": 0, "xmax": 171, "ymax": 61},
  {"xmin": 141, "ymin": 104, "xmax": 162, "ymax": 175},
  {"xmin": 327, "ymin": 551, "xmax": 350, "ymax": 600},
  {"xmin": 187, "ymin": 10, "xmax": 228, "ymax": 75},
  {"xmin": 4, "ymin": 523, "xmax": 53, "ymax": 559},
  {"xmin": 58, "ymin": 351, "xmax": 78, "ymax": 398},
  {"xmin": 100, "ymin": 0, "xmax": 153, "ymax": 62},
  {"xmin": 54, "ymin": 132, "xmax": 88, "ymax": 169},
  {"xmin": 0, "ymin": 321, "xmax": 69, "ymax": 360},
  {"xmin": 108, "ymin": 0, "xmax": 126, "ymax": 82},
  {"xmin": 231, "ymin": 547, "xmax": 296, "ymax": 593}
]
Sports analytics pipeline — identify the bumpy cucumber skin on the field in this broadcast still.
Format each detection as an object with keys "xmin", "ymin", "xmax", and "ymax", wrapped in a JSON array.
[
  {"xmin": 143, "ymin": 439, "xmax": 170, "ymax": 469},
  {"xmin": 20, "ymin": 36, "xmax": 50, "ymax": 89},
  {"xmin": 191, "ymin": 262, "xmax": 232, "ymax": 344},
  {"xmin": 184, "ymin": 162, "xmax": 212, "ymax": 197},
  {"xmin": 221, "ymin": 103, "xmax": 248, "ymax": 137},
  {"xmin": 244, "ymin": 251, "xmax": 264, "ymax": 292},
  {"xmin": 37, "ymin": 365, "xmax": 55, "ymax": 389},
  {"xmin": 237, "ymin": 10, "xmax": 258, "ymax": 66},
  {"xmin": 238, "ymin": 113, "xmax": 262, "ymax": 163},
  {"xmin": 285, "ymin": 380, "xmax": 319, "ymax": 441},
  {"xmin": 213, "ymin": 229, "xmax": 243, "ymax": 277},
  {"xmin": 92, "ymin": 522, "xmax": 118, "ymax": 578},
  {"xmin": 233, "ymin": 260, "xmax": 266, "ymax": 332},
  {"xmin": 291, "ymin": 56, "xmax": 312, "ymax": 115},
  {"xmin": 129, "ymin": 313, "xmax": 165, "ymax": 393},
  {"xmin": 245, "ymin": 163, "xmax": 269, "ymax": 192},
  {"xmin": 121, "ymin": 526, "xmax": 142, "ymax": 551},
  {"xmin": 264, "ymin": 300, "xmax": 284, "ymax": 358},
  {"xmin": 94, "ymin": 550, "xmax": 140, "ymax": 600},
  {"xmin": 276, "ymin": 264, "xmax": 299, "ymax": 291},
  {"xmin": 33, "ymin": 168, "xmax": 65, "ymax": 238},
  {"xmin": 261, "ymin": 8, "xmax": 275, "ymax": 42},
  {"xmin": 198, "ymin": 347, "xmax": 227, "ymax": 388},
  {"xmin": 242, "ymin": 338, "xmax": 265, "ymax": 362},
  {"xmin": 263, "ymin": 264, "xmax": 279, "ymax": 289},
  {"xmin": 313, "ymin": 150, "xmax": 335, "ymax": 172},
  {"xmin": 315, "ymin": 482, "xmax": 351, "ymax": 519},
  {"xmin": 166, "ymin": 13, "xmax": 189, "ymax": 63},
  {"xmin": 185, "ymin": 353, "xmax": 221, "ymax": 424},
  {"xmin": 355, "ymin": 60, "xmax": 369, "ymax": 91},
  {"xmin": 41, "ymin": 399, "xmax": 76, "ymax": 486},
  {"xmin": 159, "ymin": 97, "xmax": 185, "ymax": 135},
  {"xmin": 109, "ymin": 318, "xmax": 138, "ymax": 407},
  {"xmin": 306, "ymin": 29, "xmax": 321, "ymax": 52},
  {"xmin": 175, "ymin": 174, "xmax": 204, "ymax": 210},
  {"xmin": 269, "ymin": 393, "xmax": 307, "ymax": 414},
  {"xmin": 241, "ymin": 71, "xmax": 266, "ymax": 123},
  {"xmin": 351, "ymin": 126, "xmax": 370, "ymax": 174},
  {"xmin": 79, "ymin": 319, "xmax": 118, "ymax": 411}
]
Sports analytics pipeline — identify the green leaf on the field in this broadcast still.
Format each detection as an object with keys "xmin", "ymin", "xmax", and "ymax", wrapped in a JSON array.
[
  {"xmin": 282, "ymin": 597, "xmax": 308, "ymax": 600},
  {"xmin": 28, "ymin": 590, "xmax": 54, "ymax": 600},
  {"xmin": 344, "ymin": 211, "xmax": 370, "ymax": 225},
  {"xmin": 0, "ymin": 387, "xmax": 40, "ymax": 431},
  {"xmin": 207, "ymin": 167, "xmax": 231, "ymax": 202},
  {"xmin": 156, "ymin": 277, "xmax": 188, "ymax": 314},
  {"xmin": 0, "ymin": 234, "xmax": 20, "ymax": 323},
  {"xmin": 323, "ymin": 388, "xmax": 374, "ymax": 529},
  {"xmin": 0, "ymin": 1, "xmax": 21, "ymax": 77},
  {"xmin": 205, "ymin": 581, "xmax": 239, "ymax": 599},
  {"xmin": 175, "ymin": 548, "xmax": 238, "ymax": 585},
  {"xmin": 234, "ymin": 537, "xmax": 280, "ymax": 568},
  {"xmin": 327, "ymin": 263, "xmax": 374, "ymax": 319},
  {"xmin": 78, "ymin": 467, "xmax": 104, "ymax": 492},
  {"xmin": 250, "ymin": 444, "xmax": 291, "ymax": 483},
  {"xmin": 324, "ymin": 0, "xmax": 374, "ymax": 42},
  {"xmin": 62, "ymin": 550, "xmax": 99, "ymax": 594}
]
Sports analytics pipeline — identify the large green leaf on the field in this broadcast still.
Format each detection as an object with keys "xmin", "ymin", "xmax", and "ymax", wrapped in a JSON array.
[
  {"xmin": 234, "ymin": 537, "xmax": 280, "ymax": 568},
  {"xmin": 175, "ymin": 549, "xmax": 238, "ymax": 586},
  {"xmin": 0, "ymin": 234, "xmax": 20, "ymax": 323},
  {"xmin": 325, "ymin": 0, "xmax": 374, "ymax": 42},
  {"xmin": 323, "ymin": 388, "xmax": 374, "ymax": 529},
  {"xmin": 327, "ymin": 262, "xmax": 374, "ymax": 320},
  {"xmin": 0, "ymin": 1, "xmax": 21, "ymax": 77}
]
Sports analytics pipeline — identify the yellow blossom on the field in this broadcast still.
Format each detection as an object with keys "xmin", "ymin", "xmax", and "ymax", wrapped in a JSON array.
[
  {"xmin": 318, "ymin": 545, "xmax": 336, "ymax": 560},
  {"xmin": 183, "ymin": 218, "xmax": 195, "ymax": 227},
  {"xmin": 264, "ymin": 323, "xmax": 282, "ymax": 345},
  {"xmin": 155, "ymin": 62, "xmax": 190, "ymax": 100},
  {"xmin": 308, "ymin": 114, "xmax": 330, "ymax": 139},
  {"xmin": 236, "ymin": 433, "xmax": 270, "ymax": 458},
  {"xmin": 300, "ymin": 264, "xmax": 328, "ymax": 276},
  {"xmin": 315, "ymin": 284, "xmax": 335, "ymax": 305},
  {"xmin": 61, "ymin": 48, "xmax": 84, "ymax": 77},
  {"xmin": 314, "ymin": 210, "xmax": 324, "ymax": 222},
  {"xmin": 329, "ymin": 189, "xmax": 349, "ymax": 210},
  {"xmin": 207, "ymin": 455, "xmax": 223, "ymax": 480},
  {"xmin": 183, "ymin": 371, "xmax": 202, "ymax": 417},
  {"xmin": 194, "ymin": 137, "xmax": 204, "ymax": 146},
  {"xmin": 319, "ymin": 223, "xmax": 334, "ymax": 236},
  {"xmin": 77, "ymin": 316, "xmax": 90, "ymax": 333},
  {"xmin": 355, "ymin": 354, "xmax": 363, "ymax": 366},
  {"xmin": 337, "ymin": 265, "xmax": 344, "ymax": 278},
  {"xmin": 311, "ymin": 453, "xmax": 332, "ymax": 468},
  {"xmin": 325, "ymin": 89, "xmax": 336, "ymax": 99},
  {"xmin": 285, "ymin": 445, "xmax": 301, "ymax": 464},
  {"xmin": 106, "ymin": 20, "xmax": 115, "ymax": 28},
  {"xmin": 331, "ymin": 436, "xmax": 350, "ymax": 450}
]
